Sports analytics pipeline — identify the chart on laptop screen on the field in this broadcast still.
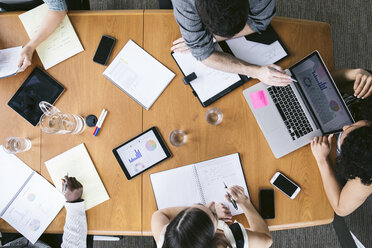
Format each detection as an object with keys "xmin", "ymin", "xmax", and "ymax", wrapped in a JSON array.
[{"xmin": 291, "ymin": 54, "xmax": 352, "ymax": 133}]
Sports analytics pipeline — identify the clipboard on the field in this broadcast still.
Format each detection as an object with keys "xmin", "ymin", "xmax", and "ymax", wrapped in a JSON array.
[{"xmin": 171, "ymin": 25, "xmax": 289, "ymax": 107}]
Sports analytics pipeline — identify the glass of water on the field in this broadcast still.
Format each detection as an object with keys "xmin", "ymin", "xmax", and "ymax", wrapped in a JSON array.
[
  {"xmin": 205, "ymin": 107, "xmax": 223, "ymax": 125},
  {"xmin": 3, "ymin": 137, "xmax": 31, "ymax": 154},
  {"xmin": 169, "ymin": 130, "xmax": 187, "ymax": 147}
]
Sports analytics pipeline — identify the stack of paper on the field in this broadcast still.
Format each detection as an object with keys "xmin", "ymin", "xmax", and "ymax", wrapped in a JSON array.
[
  {"xmin": 103, "ymin": 40, "xmax": 175, "ymax": 110},
  {"xmin": 0, "ymin": 46, "xmax": 22, "ymax": 78},
  {"xmin": 19, "ymin": 4, "xmax": 84, "ymax": 70},
  {"xmin": 45, "ymin": 143, "xmax": 110, "ymax": 210}
]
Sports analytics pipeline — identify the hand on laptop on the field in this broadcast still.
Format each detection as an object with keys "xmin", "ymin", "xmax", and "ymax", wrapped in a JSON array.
[
  {"xmin": 353, "ymin": 69, "xmax": 372, "ymax": 99},
  {"xmin": 255, "ymin": 64, "xmax": 292, "ymax": 86},
  {"xmin": 310, "ymin": 135, "xmax": 334, "ymax": 165}
]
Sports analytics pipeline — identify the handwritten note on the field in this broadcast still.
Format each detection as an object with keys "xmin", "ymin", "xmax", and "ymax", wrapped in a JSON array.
[
  {"xmin": 226, "ymin": 38, "xmax": 288, "ymax": 66},
  {"xmin": 19, "ymin": 4, "xmax": 84, "ymax": 70},
  {"xmin": 45, "ymin": 143, "xmax": 110, "ymax": 210}
]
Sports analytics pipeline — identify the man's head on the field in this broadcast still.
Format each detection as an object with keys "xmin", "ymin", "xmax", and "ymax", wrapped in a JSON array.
[{"xmin": 195, "ymin": 0, "xmax": 249, "ymax": 38}]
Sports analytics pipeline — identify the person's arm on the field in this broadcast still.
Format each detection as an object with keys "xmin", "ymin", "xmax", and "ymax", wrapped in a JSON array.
[
  {"xmin": 18, "ymin": 8, "xmax": 67, "ymax": 72},
  {"xmin": 311, "ymin": 136, "xmax": 372, "ymax": 216},
  {"xmin": 227, "ymin": 186, "xmax": 272, "ymax": 248},
  {"xmin": 331, "ymin": 68, "xmax": 372, "ymax": 98},
  {"xmin": 61, "ymin": 176, "xmax": 87, "ymax": 248}
]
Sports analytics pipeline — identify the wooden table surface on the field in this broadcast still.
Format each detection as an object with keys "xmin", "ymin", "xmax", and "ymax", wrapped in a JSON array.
[{"xmin": 0, "ymin": 10, "xmax": 334, "ymax": 235}]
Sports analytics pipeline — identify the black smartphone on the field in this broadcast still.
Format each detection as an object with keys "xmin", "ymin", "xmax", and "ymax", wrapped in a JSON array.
[
  {"xmin": 93, "ymin": 35, "xmax": 116, "ymax": 65},
  {"xmin": 259, "ymin": 189, "xmax": 275, "ymax": 219}
]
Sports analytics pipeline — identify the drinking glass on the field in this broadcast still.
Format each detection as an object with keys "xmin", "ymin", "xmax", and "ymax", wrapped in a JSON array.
[
  {"xmin": 169, "ymin": 130, "xmax": 187, "ymax": 147},
  {"xmin": 39, "ymin": 101, "xmax": 86, "ymax": 135},
  {"xmin": 3, "ymin": 137, "xmax": 31, "ymax": 154},
  {"xmin": 205, "ymin": 107, "xmax": 223, "ymax": 125}
]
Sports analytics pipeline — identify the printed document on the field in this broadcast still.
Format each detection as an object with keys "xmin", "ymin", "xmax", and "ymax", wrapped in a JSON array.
[
  {"xmin": 0, "ymin": 147, "xmax": 65, "ymax": 244},
  {"xmin": 0, "ymin": 46, "xmax": 22, "ymax": 78},
  {"xmin": 19, "ymin": 4, "xmax": 84, "ymax": 70},
  {"xmin": 103, "ymin": 40, "xmax": 175, "ymax": 110},
  {"xmin": 45, "ymin": 143, "xmax": 110, "ymax": 210}
]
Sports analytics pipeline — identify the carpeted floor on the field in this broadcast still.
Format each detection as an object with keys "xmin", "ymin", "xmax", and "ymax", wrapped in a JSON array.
[{"xmin": 87, "ymin": 0, "xmax": 371, "ymax": 247}]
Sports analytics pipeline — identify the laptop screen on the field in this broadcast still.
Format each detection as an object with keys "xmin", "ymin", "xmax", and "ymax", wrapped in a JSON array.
[{"xmin": 290, "ymin": 52, "xmax": 353, "ymax": 133}]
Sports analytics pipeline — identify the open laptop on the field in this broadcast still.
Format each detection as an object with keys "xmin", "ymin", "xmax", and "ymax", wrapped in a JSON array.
[{"xmin": 243, "ymin": 51, "xmax": 354, "ymax": 158}]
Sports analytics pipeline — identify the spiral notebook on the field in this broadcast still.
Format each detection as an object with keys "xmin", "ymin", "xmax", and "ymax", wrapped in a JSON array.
[
  {"xmin": 0, "ymin": 146, "xmax": 65, "ymax": 244},
  {"xmin": 150, "ymin": 153, "xmax": 249, "ymax": 216}
]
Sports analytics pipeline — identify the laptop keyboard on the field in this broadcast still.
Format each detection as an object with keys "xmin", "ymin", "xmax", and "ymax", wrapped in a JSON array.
[{"xmin": 267, "ymin": 85, "xmax": 313, "ymax": 140}]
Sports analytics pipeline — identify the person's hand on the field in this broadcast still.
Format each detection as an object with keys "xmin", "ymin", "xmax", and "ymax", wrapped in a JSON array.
[
  {"xmin": 254, "ymin": 64, "xmax": 292, "ymax": 86},
  {"xmin": 310, "ymin": 134, "xmax": 334, "ymax": 165},
  {"xmin": 215, "ymin": 202, "xmax": 232, "ymax": 223},
  {"xmin": 353, "ymin": 69, "xmax": 372, "ymax": 99},
  {"xmin": 62, "ymin": 176, "xmax": 83, "ymax": 202},
  {"xmin": 226, "ymin": 185, "xmax": 250, "ymax": 206},
  {"xmin": 18, "ymin": 45, "xmax": 35, "ymax": 72},
  {"xmin": 171, "ymin": 37, "xmax": 190, "ymax": 54}
]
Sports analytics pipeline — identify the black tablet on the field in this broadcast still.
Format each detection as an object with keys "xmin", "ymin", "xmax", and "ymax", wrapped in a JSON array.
[
  {"xmin": 7, "ymin": 67, "xmax": 65, "ymax": 126},
  {"xmin": 113, "ymin": 127, "xmax": 172, "ymax": 180}
]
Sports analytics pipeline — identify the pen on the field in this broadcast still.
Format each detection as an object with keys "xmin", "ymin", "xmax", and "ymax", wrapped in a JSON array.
[
  {"xmin": 224, "ymin": 182, "xmax": 238, "ymax": 210},
  {"xmin": 62, "ymin": 173, "xmax": 68, "ymax": 194},
  {"xmin": 93, "ymin": 109, "xmax": 107, "ymax": 136},
  {"xmin": 268, "ymin": 67, "xmax": 297, "ymax": 83},
  {"xmin": 94, "ymin": 110, "xmax": 108, "ymax": 136}
]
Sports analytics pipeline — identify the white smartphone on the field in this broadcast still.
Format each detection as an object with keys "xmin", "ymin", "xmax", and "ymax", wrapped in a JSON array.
[{"xmin": 270, "ymin": 172, "xmax": 301, "ymax": 199}]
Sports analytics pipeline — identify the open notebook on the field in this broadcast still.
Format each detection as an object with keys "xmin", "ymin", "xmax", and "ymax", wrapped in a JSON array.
[
  {"xmin": 0, "ymin": 146, "xmax": 65, "ymax": 244},
  {"xmin": 150, "ymin": 153, "xmax": 249, "ymax": 216},
  {"xmin": 103, "ymin": 40, "xmax": 175, "ymax": 110},
  {"xmin": 45, "ymin": 143, "xmax": 110, "ymax": 210},
  {"xmin": 19, "ymin": 4, "xmax": 84, "ymax": 70}
]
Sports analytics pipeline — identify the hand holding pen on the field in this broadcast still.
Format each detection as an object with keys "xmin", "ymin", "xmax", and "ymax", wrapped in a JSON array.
[
  {"xmin": 224, "ymin": 182, "xmax": 238, "ymax": 210},
  {"xmin": 224, "ymin": 184, "xmax": 250, "ymax": 209},
  {"xmin": 61, "ymin": 175, "xmax": 83, "ymax": 203}
]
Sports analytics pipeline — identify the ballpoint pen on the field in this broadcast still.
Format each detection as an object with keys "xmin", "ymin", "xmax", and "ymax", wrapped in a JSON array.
[
  {"xmin": 224, "ymin": 182, "xmax": 238, "ymax": 210},
  {"xmin": 62, "ymin": 173, "xmax": 68, "ymax": 194}
]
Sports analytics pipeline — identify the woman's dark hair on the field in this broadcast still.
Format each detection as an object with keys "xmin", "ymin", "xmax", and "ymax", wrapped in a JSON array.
[
  {"xmin": 162, "ymin": 207, "xmax": 231, "ymax": 248},
  {"xmin": 351, "ymin": 97, "xmax": 372, "ymax": 122},
  {"xmin": 195, "ymin": 0, "xmax": 249, "ymax": 38},
  {"xmin": 336, "ymin": 125, "xmax": 372, "ymax": 185}
]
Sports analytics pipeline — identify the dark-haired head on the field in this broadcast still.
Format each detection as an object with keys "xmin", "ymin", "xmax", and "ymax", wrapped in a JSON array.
[
  {"xmin": 195, "ymin": 0, "xmax": 249, "ymax": 38},
  {"xmin": 162, "ymin": 205, "xmax": 231, "ymax": 248},
  {"xmin": 350, "ymin": 97, "xmax": 372, "ymax": 122},
  {"xmin": 337, "ymin": 125, "xmax": 372, "ymax": 185}
]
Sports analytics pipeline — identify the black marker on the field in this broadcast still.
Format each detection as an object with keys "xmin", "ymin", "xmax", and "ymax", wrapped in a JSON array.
[{"xmin": 224, "ymin": 182, "xmax": 238, "ymax": 210}]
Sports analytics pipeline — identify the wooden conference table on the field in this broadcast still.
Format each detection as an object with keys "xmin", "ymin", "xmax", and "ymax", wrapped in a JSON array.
[{"xmin": 0, "ymin": 10, "xmax": 334, "ymax": 235}]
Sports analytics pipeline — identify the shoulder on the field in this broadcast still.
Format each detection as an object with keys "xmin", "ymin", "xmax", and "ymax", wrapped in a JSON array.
[{"xmin": 43, "ymin": 0, "xmax": 67, "ymax": 11}]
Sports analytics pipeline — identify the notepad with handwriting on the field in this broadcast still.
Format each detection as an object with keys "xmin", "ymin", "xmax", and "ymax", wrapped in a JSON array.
[
  {"xmin": 19, "ymin": 4, "xmax": 84, "ymax": 70},
  {"xmin": 0, "ymin": 146, "xmax": 65, "ymax": 244},
  {"xmin": 103, "ymin": 40, "xmax": 175, "ymax": 110},
  {"xmin": 45, "ymin": 143, "xmax": 110, "ymax": 210},
  {"xmin": 150, "ymin": 153, "xmax": 249, "ymax": 216}
]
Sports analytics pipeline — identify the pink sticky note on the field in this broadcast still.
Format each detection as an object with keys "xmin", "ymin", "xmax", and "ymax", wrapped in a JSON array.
[{"xmin": 250, "ymin": 90, "xmax": 269, "ymax": 109}]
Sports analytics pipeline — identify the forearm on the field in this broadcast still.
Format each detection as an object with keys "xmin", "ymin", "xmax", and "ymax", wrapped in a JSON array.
[
  {"xmin": 240, "ymin": 199, "xmax": 271, "ymax": 237},
  {"xmin": 202, "ymin": 51, "xmax": 259, "ymax": 77},
  {"xmin": 331, "ymin": 68, "xmax": 362, "ymax": 94},
  {"xmin": 317, "ymin": 160, "xmax": 343, "ymax": 213},
  {"xmin": 25, "ymin": 9, "xmax": 67, "ymax": 49},
  {"xmin": 61, "ymin": 202, "xmax": 87, "ymax": 248}
]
